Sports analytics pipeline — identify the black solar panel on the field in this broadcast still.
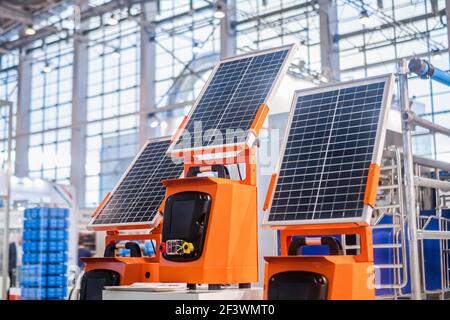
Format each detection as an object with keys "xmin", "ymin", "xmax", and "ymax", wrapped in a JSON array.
[
  {"xmin": 266, "ymin": 77, "xmax": 392, "ymax": 225},
  {"xmin": 90, "ymin": 138, "xmax": 184, "ymax": 227},
  {"xmin": 172, "ymin": 45, "xmax": 294, "ymax": 151}
]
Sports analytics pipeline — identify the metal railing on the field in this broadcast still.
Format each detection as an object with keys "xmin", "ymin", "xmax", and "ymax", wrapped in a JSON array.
[
  {"xmin": 399, "ymin": 58, "xmax": 450, "ymax": 300},
  {"xmin": 372, "ymin": 146, "xmax": 408, "ymax": 298}
]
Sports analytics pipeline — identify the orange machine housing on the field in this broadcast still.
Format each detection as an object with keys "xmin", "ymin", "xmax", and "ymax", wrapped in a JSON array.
[
  {"xmin": 82, "ymin": 230, "xmax": 162, "ymax": 285},
  {"xmin": 159, "ymin": 175, "xmax": 258, "ymax": 284},
  {"xmin": 264, "ymin": 224, "xmax": 375, "ymax": 300}
]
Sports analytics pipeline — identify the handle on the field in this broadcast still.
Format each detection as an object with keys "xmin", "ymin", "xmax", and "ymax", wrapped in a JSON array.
[
  {"xmin": 104, "ymin": 242, "xmax": 116, "ymax": 257},
  {"xmin": 186, "ymin": 164, "xmax": 230, "ymax": 179},
  {"xmin": 288, "ymin": 236, "xmax": 344, "ymax": 256},
  {"xmin": 125, "ymin": 242, "xmax": 142, "ymax": 257},
  {"xmin": 103, "ymin": 242, "xmax": 142, "ymax": 257}
]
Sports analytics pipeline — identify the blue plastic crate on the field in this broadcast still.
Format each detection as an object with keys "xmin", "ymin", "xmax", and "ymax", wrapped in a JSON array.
[
  {"xmin": 47, "ymin": 276, "xmax": 67, "ymax": 287},
  {"xmin": 22, "ymin": 287, "xmax": 47, "ymax": 300},
  {"xmin": 24, "ymin": 275, "xmax": 47, "ymax": 287},
  {"xmin": 28, "ymin": 207, "xmax": 51, "ymax": 219},
  {"xmin": 48, "ymin": 218, "xmax": 68, "ymax": 229},
  {"xmin": 48, "ymin": 208, "xmax": 69, "ymax": 218},
  {"xmin": 21, "ymin": 264, "xmax": 47, "ymax": 276},
  {"xmin": 47, "ymin": 264, "xmax": 67, "ymax": 275},
  {"xmin": 24, "ymin": 230, "xmax": 48, "ymax": 241},
  {"xmin": 23, "ymin": 241, "xmax": 48, "ymax": 253},
  {"xmin": 24, "ymin": 219, "xmax": 48, "ymax": 230},
  {"xmin": 47, "ymin": 241, "xmax": 68, "ymax": 252},
  {"xmin": 48, "ymin": 253, "xmax": 68, "ymax": 264},
  {"xmin": 21, "ymin": 206, "xmax": 70, "ymax": 300},
  {"xmin": 23, "ymin": 253, "xmax": 49, "ymax": 264},
  {"xmin": 47, "ymin": 287, "xmax": 67, "ymax": 300},
  {"xmin": 48, "ymin": 230, "xmax": 68, "ymax": 241},
  {"xmin": 60, "ymin": 208, "xmax": 69, "ymax": 218}
]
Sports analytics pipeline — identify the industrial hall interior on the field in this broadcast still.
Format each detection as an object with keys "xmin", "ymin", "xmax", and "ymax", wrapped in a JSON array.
[{"xmin": 0, "ymin": 0, "xmax": 450, "ymax": 302}]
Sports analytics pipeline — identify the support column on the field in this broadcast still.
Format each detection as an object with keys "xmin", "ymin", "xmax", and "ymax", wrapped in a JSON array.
[
  {"xmin": 139, "ymin": 1, "xmax": 157, "ymax": 146},
  {"xmin": 220, "ymin": 0, "xmax": 237, "ymax": 59},
  {"xmin": 398, "ymin": 60, "xmax": 422, "ymax": 300},
  {"xmin": 15, "ymin": 50, "xmax": 32, "ymax": 177},
  {"xmin": 446, "ymin": 0, "xmax": 450, "ymax": 66},
  {"xmin": 71, "ymin": 0, "xmax": 89, "ymax": 207},
  {"xmin": 318, "ymin": 0, "xmax": 340, "ymax": 82}
]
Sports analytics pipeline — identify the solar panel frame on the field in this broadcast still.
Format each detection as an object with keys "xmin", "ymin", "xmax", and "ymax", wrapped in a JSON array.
[
  {"xmin": 263, "ymin": 74, "xmax": 395, "ymax": 227},
  {"xmin": 87, "ymin": 136, "xmax": 184, "ymax": 230},
  {"xmin": 167, "ymin": 43, "xmax": 298, "ymax": 157}
]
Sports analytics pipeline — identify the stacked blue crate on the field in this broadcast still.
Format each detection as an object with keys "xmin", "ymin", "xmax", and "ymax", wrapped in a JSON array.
[{"xmin": 21, "ymin": 207, "xmax": 69, "ymax": 300}]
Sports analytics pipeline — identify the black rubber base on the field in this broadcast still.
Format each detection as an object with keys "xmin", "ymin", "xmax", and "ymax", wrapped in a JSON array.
[
  {"xmin": 187, "ymin": 284, "xmax": 197, "ymax": 290},
  {"xmin": 208, "ymin": 284, "xmax": 222, "ymax": 290},
  {"xmin": 239, "ymin": 283, "xmax": 251, "ymax": 289}
]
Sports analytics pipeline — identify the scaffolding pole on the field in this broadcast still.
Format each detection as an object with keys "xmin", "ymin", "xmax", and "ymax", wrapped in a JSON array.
[
  {"xmin": 414, "ymin": 177, "xmax": 450, "ymax": 191},
  {"xmin": 398, "ymin": 60, "xmax": 422, "ymax": 300},
  {"xmin": 406, "ymin": 112, "xmax": 450, "ymax": 137}
]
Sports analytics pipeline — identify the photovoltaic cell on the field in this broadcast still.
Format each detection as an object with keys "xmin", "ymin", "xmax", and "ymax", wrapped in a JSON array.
[
  {"xmin": 172, "ymin": 46, "xmax": 292, "ymax": 150},
  {"xmin": 91, "ymin": 138, "xmax": 184, "ymax": 227},
  {"xmin": 267, "ymin": 79, "xmax": 390, "ymax": 224}
]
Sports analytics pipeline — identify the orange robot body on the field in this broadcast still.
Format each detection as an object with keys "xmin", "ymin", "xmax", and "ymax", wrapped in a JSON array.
[
  {"xmin": 83, "ymin": 257, "xmax": 160, "ymax": 285},
  {"xmin": 159, "ymin": 176, "xmax": 258, "ymax": 285},
  {"xmin": 264, "ymin": 256, "xmax": 374, "ymax": 300},
  {"xmin": 264, "ymin": 224, "xmax": 375, "ymax": 300}
]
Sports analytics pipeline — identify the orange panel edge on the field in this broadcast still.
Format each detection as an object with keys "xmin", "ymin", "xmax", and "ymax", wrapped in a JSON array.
[
  {"xmin": 171, "ymin": 115, "xmax": 189, "ymax": 143},
  {"xmin": 263, "ymin": 172, "xmax": 278, "ymax": 211},
  {"xmin": 249, "ymin": 103, "xmax": 270, "ymax": 136},
  {"xmin": 91, "ymin": 192, "xmax": 111, "ymax": 218},
  {"xmin": 363, "ymin": 163, "xmax": 381, "ymax": 208}
]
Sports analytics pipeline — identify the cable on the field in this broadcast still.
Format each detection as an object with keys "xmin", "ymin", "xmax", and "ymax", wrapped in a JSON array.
[
  {"xmin": 236, "ymin": 163, "xmax": 243, "ymax": 181},
  {"xmin": 150, "ymin": 240, "xmax": 156, "ymax": 256}
]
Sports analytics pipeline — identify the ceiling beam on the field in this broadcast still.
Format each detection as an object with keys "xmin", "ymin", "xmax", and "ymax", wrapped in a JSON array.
[
  {"xmin": 1, "ymin": 26, "xmax": 60, "ymax": 51},
  {"xmin": 0, "ymin": 4, "xmax": 33, "ymax": 25}
]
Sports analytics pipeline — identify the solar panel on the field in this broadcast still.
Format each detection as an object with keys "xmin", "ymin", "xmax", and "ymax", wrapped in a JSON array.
[
  {"xmin": 89, "ymin": 137, "xmax": 184, "ymax": 229},
  {"xmin": 264, "ymin": 75, "xmax": 394, "ymax": 226},
  {"xmin": 168, "ymin": 44, "xmax": 297, "ymax": 154}
]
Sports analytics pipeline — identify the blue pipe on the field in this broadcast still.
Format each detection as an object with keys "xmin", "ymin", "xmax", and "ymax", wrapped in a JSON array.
[{"xmin": 408, "ymin": 58, "xmax": 450, "ymax": 87}]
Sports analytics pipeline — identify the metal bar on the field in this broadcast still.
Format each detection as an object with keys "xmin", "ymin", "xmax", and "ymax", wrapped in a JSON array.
[
  {"xmin": 380, "ymin": 165, "xmax": 398, "ymax": 170},
  {"xmin": 385, "ymin": 149, "xmax": 450, "ymax": 172},
  {"xmin": 398, "ymin": 59, "xmax": 422, "ymax": 300},
  {"xmin": 418, "ymin": 231, "xmax": 450, "ymax": 240},
  {"xmin": 378, "ymin": 184, "xmax": 399, "ymax": 190},
  {"xmin": 374, "ymin": 204, "xmax": 400, "ymax": 210},
  {"xmin": 374, "ymin": 264, "xmax": 403, "ymax": 269},
  {"xmin": 318, "ymin": 0, "xmax": 340, "ymax": 81},
  {"xmin": 407, "ymin": 112, "xmax": 450, "ymax": 137},
  {"xmin": 394, "ymin": 146, "xmax": 409, "ymax": 292},
  {"xmin": 220, "ymin": 0, "xmax": 237, "ymax": 59},
  {"xmin": 414, "ymin": 177, "xmax": 450, "ymax": 191},
  {"xmin": 413, "ymin": 155, "xmax": 450, "ymax": 172},
  {"xmin": 447, "ymin": 0, "xmax": 450, "ymax": 68},
  {"xmin": 71, "ymin": 0, "xmax": 89, "ymax": 208},
  {"xmin": 373, "ymin": 224, "xmax": 402, "ymax": 229},
  {"xmin": 15, "ymin": 51, "xmax": 32, "ymax": 177},
  {"xmin": 1, "ymin": 100, "xmax": 13, "ymax": 300},
  {"xmin": 373, "ymin": 244, "xmax": 402, "ymax": 249},
  {"xmin": 139, "ymin": 1, "xmax": 157, "ymax": 146}
]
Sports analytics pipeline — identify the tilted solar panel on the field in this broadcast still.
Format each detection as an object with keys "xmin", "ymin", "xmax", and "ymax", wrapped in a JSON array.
[
  {"xmin": 264, "ymin": 75, "xmax": 394, "ymax": 226},
  {"xmin": 168, "ymin": 44, "xmax": 297, "ymax": 154},
  {"xmin": 89, "ymin": 137, "xmax": 184, "ymax": 229}
]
